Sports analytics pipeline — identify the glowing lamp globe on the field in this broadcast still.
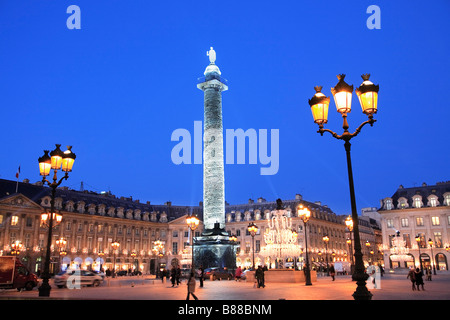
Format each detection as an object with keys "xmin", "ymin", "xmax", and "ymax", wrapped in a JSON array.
[
  {"xmin": 308, "ymin": 86, "xmax": 330, "ymax": 125},
  {"xmin": 355, "ymin": 74, "xmax": 379, "ymax": 115},
  {"xmin": 331, "ymin": 74, "xmax": 353, "ymax": 114}
]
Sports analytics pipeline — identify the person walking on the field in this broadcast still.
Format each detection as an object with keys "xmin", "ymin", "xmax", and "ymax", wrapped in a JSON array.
[
  {"xmin": 407, "ymin": 267, "xmax": 416, "ymax": 291},
  {"xmin": 426, "ymin": 267, "xmax": 432, "ymax": 281},
  {"xmin": 235, "ymin": 266, "xmax": 242, "ymax": 282},
  {"xmin": 415, "ymin": 268, "xmax": 425, "ymax": 291},
  {"xmin": 329, "ymin": 264, "xmax": 336, "ymax": 281},
  {"xmin": 176, "ymin": 265, "xmax": 181, "ymax": 286},
  {"xmin": 170, "ymin": 266, "xmax": 177, "ymax": 287},
  {"xmin": 199, "ymin": 266, "xmax": 204, "ymax": 288},
  {"xmin": 255, "ymin": 265, "xmax": 266, "ymax": 288},
  {"xmin": 186, "ymin": 272, "xmax": 198, "ymax": 300}
]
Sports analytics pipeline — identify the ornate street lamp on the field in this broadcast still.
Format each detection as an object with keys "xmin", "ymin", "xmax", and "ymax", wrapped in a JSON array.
[
  {"xmin": 37, "ymin": 144, "xmax": 76, "ymax": 297},
  {"xmin": 11, "ymin": 240, "xmax": 23, "ymax": 256},
  {"xmin": 56, "ymin": 237, "xmax": 67, "ymax": 271},
  {"xmin": 297, "ymin": 204, "xmax": 312, "ymax": 286},
  {"xmin": 247, "ymin": 222, "xmax": 258, "ymax": 269},
  {"xmin": 345, "ymin": 215, "xmax": 355, "ymax": 272},
  {"xmin": 428, "ymin": 238, "xmax": 437, "ymax": 275},
  {"xmin": 186, "ymin": 214, "xmax": 200, "ymax": 271},
  {"xmin": 307, "ymin": 74, "xmax": 379, "ymax": 300},
  {"xmin": 152, "ymin": 239, "xmax": 165, "ymax": 276},
  {"xmin": 415, "ymin": 235, "xmax": 424, "ymax": 272},
  {"xmin": 365, "ymin": 241, "xmax": 371, "ymax": 265},
  {"xmin": 323, "ymin": 235, "xmax": 330, "ymax": 276},
  {"xmin": 111, "ymin": 240, "xmax": 120, "ymax": 278}
]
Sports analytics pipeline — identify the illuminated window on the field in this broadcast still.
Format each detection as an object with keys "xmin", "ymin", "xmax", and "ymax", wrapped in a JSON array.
[
  {"xmin": 385, "ymin": 199, "xmax": 393, "ymax": 210},
  {"xmin": 386, "ymin": 219, "xmax": 394, "ymax": 228},
  {"xmin": 434, "ymin": 232, "xmax": 442, "ymax": 248},
  {"xmin": 431, "ymin": 216, "xmax": 440, "ymax": 226},
  {"xmin": 413, "ymin": 196, "xmax": 422, "ymax": 208},
  {"xmin": 444, "ymin": 193, "xmax": 450, "ymax": 206},
  {"xmin": 401, "ymin": 218, "xmax": 409, "ymax": 227},
  {"xmin": 416, "ymin": 217, "xmax": 424, "ymax": 226},
  {"xmin": 11, "ymin": 216, "xmax": 19, "ymax": 226},
  {"xmin": 428, "ymin": 196, "xmax": 438, "ymax": 207}
]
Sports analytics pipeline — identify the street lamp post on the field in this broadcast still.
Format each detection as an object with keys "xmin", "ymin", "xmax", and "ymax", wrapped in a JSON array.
[
  {"xmin": 56, "ymin": 237, "xmax": 67, "ymax": 272},
  {"xmin": 308, "ymin": 74, "xmax": 379, "ymax": 300},
  {"xmin": 297, "ymin": 204, "xmax": 312, "ymax": 286},
  {"xmin": 345, "ymin": 215, "xmax": 355, "ymax": 274},
  {"xmin": 37, "ymin": 144, "xmax": 76, "ymax": 297},
  {"xmin": 229, "ymin": 234, "xmax": 238, "ymax": 271},
  {"xmin": 428, "ymin": 238, "xmax": 437, "ymax": 275},
  {"xmin": 365, "ymin": 241, "xmax": 371, "ymax": 266},
  {"xmin": 186, "ymin": 214, "xmax": 200, "ymax": 271},
  {"xmin": 247, "ymin": 222, "xmax": 258, "ymax": 269},
  {"xmin": 415, "ymin": 235, "xmax": 424, "ymax": 272},
  {"xmin": 11, "ymin": 240, "xmax": 23, "ymax": 257},
  {"xmin": 111, "ymin": 240, "xmax": 120, "ymax": 278},
  {"xmin": 323, "ymin": 235, "xmax": 330, "ymax": 276}
]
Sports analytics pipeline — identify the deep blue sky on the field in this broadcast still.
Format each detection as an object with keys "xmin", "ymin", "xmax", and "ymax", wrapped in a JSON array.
[{"xmin": 0, "ymin": 0, "xmax": 449, "ymax": 215}]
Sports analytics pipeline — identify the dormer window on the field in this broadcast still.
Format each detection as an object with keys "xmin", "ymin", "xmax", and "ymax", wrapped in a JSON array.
[
  {"xmin": 444, "ymin": 193, "xmax": 450, "ymax": 206},
  {"xmin": 428, "ymin": 195, "xmax": 439, "ymax": 207},
  {"xmin": 384, "ymin": 198, "xmax": 393, "ymax": 210},
  {"xmin": 413, "ymin": 196, "xmax": 423, "ymax": 208},
  {"xmin": 398, "ymin": 197, "xmax": 408, "ymax": 209}
]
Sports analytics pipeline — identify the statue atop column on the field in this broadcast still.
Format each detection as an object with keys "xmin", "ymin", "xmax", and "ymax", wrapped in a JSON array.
[{"xmin": 207, "ymin": 47, "xmax": 216, "ymax": 64}]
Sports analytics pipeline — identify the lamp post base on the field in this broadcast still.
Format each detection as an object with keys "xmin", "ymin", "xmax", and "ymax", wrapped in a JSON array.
[
  {"xmin": 351, "ymin": 269, "xmax": 372, "ymax": 300},
  {"xmin": 38, "ymin": 281, "xmax": 51, "ymax": 297}
]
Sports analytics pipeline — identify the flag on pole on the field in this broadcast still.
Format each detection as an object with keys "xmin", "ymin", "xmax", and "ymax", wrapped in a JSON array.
[{"xmin": 15, "ymin": 165, "xmax": 20, "ymax": 193}]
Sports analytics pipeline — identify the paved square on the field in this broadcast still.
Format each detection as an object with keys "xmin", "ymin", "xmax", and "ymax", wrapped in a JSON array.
[{"xmin": 1, "ymin": 273, "xmax": 449, "ymax": 300}]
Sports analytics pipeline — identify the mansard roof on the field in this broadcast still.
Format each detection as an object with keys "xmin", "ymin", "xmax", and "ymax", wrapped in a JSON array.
[
  {"xmin": 380, "ymin": 181, "xmax": 450, "ymax": 210},
  {"xmin": 0, "ymin": 178, "xmax": 194, "ymax": 221}
]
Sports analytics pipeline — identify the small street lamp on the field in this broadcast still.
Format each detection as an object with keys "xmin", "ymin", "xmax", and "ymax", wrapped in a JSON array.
[
  {"xmin": 247, "ymin": 222, "xmax": 258, "ymax": 269},
  {"xmin": 323, "ymin": 235, "xmax": 330, "ymax": 276},
  {"xmin": 307, "ymin": 74, "xmax": 379, "ymax": 300},
  {"xmin": 297, "ymin": 204, "xmax": 312, "ymax": 286},
  {"xmin": 186, "ymin": 214, "xmax": 200, "ymax": 271},
  {"xmin": 345, "ymin": 215, "xmax": 355, "ymax": 273},
  {"xmin": 428, "ymin": 238, "xmax": 437, "ymax": 275},
  {"xmin": 111, "ymin": 240, "xmax": 120, "ymax": 278},
  {"xmin": 37, "ymin": 144, "xmax": 76, "ymax": 297},
  {"xmin": 365, "ymin": 241, "xmax": 371, "ymax": 265},
  {"xmin": 56, "ymin": 237, "xmax": 67, "ymax": 271},
  {"xmin": 152, "ymin": 239, "xmax": 165, "ymax": 276},
  {"xmin": 11, "ymin": 240, "xmax": 23, "ymax": 256},
  {"xmin": 415, "ymin": 235, "xmax": 424, "ymax": 272}
]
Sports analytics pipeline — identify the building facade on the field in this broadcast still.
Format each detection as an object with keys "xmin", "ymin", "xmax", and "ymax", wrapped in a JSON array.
[
  {"xmin": 379, "ymin": 181, "xmax": 450, "ymax": 272},
  {"xmin": 1, "ymin": 178, "xmax": 381, "ymax": 275}
]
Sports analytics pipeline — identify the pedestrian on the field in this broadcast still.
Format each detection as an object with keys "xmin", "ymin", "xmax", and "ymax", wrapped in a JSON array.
[
  {"xmin": 199, "ymin": 265, "xmax": 204, "ymax": 288},
  {"xmin": 407, "ymin": 267, "xmax": 416, "ymax": 291},
  {"xmin": 186, "ymin": 272, "xmax": 198, "ymax": 300},
  {"xmin": 255, "ymin": 265, "xmax": 266, "ymax": 288},
  {"xmin": 176, "ymin": 265, "xmax": 181, "ymax": 286},
  {"xmin": 426, "ymin": 267, "xmax": 432, "ymax": 281},
  {"xmin": 160, "ymin": 269, "xmax": 166, "ymax": 283},
  {"xmin": 235, "ymin": 266, "xmax": 242, "ymax": 282},
  {"xmin": 415, "ymin": 268, "xmax": 425, "ymax": 291},
  {"xmin": 170, "ymin": 266, "xmax": 176, "ymax": 287},
  {"xmin": 329, "ymin": 264, "xmax": 336, "ymax": 281}
]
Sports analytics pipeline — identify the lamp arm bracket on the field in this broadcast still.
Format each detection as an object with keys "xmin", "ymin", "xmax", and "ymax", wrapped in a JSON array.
[
  {"xmin": 317, "ymin": 127, "xmax": 342, "ymax": 140},
  {"xmin": 349, "ymin": 118, "xmax": 377, "ymax": 139}
]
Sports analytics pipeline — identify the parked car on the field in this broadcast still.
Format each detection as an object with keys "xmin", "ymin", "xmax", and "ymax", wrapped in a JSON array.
[
  {"xmin": 204, "ymin": 267, "xmax": 233, "ymax": 280},
  {"xmin": 54, "ymin": 270, "xmax": 104, "ymax": 288}
]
